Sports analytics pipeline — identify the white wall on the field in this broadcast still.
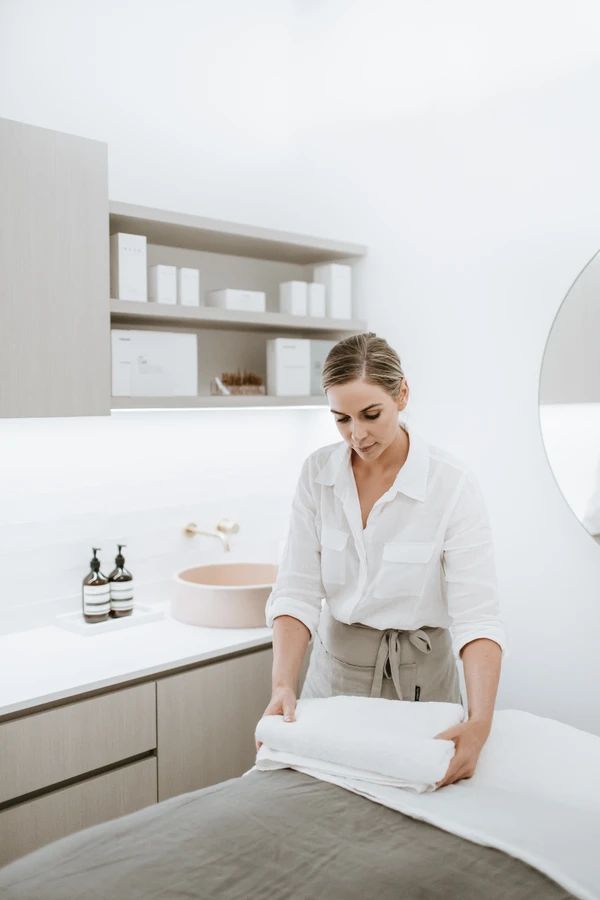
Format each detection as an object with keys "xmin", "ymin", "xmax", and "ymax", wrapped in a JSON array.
[{"xmin": 1, "ymin": 0, "xmax": 600, "ymax": 733}]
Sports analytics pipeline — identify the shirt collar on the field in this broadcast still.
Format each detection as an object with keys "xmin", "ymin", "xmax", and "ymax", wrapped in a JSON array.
[{"xmin": 314, "ymin": 419, "xmax": 430, "ymax": 502}]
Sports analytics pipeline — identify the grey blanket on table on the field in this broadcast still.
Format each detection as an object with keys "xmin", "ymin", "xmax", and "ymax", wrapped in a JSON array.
[{"xmin": 0, "ymin": 768, "xmax": 574, "ymax": 900}]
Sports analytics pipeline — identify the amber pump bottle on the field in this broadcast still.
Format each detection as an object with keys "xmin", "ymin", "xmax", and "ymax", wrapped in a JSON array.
[
  {"xmin": 108, "ymin": 544, "xmax": 134, "ymax": 618},
  {"xmin": 82, "ymin": 548, "xmax": 110, "ymax": 623}
]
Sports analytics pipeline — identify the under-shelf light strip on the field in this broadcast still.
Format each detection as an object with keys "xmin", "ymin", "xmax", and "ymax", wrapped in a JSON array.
[{"xmin": 111, "ymin": 404, "xmax": 328, "ymax": 412}]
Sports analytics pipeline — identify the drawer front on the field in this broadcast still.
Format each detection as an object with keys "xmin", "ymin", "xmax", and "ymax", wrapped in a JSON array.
[
  {"xmin": 0, "ymin": 682, "xmax": 156, "ymax": 804},
  {"xmin": 0, "ymin": 756, "xmax": 157, "ymax": 867}
]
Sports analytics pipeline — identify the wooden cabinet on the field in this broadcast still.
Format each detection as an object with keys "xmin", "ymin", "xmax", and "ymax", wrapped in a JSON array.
[
  {"xmin": 0, "ymin": 116, "xmax": 110, "ymax": 418},
  {"xmin": 0, "ymin": 684, "xmax": 157, "ymax": 866},
  {"xmin": 0, "ymin": 645, "xmax": 273, "ymax": 866},
  {"xmin": 0, "ymin": 117, "xmax": 367, "ymax": 417},
  {"xmin": 156, "ymin": 647, "xmax": 273, "ymax": 800}
]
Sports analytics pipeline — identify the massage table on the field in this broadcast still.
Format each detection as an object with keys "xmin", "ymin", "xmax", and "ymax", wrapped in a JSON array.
[{"xmin": 0, "ymin": 765, "xmax": 576, "ymax": 899}]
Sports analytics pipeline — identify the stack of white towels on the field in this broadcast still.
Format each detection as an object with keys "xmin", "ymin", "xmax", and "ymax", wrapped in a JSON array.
[
  {"xmin": 255, "ymin": 696, "xmax": 462, "ymax": 792},
  {"xmin": 253, "ymin": 696, "xmax": 600, "ymax": 900}
]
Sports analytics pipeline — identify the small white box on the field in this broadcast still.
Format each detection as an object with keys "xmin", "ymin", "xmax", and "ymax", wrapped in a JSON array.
[
  {"xmin": 266, "ymin": 338, "xmax": 311, "ymax": 396},
  {"xmin": 206, "ymin": 289, "xmax": 266, "ymax": 312},
  {"xmin": 310, "ymin": 339, "xmax": 336, "ymax": 394},
  {"xmin": 312, "ymin": 263, "xmax": 352, "ymax": 319},
  {"xmin": 110, "ymin": 233, "xmax": 147, "ymax": 302},
  {"xmin": 111, "ymin": 329, "xmax": 198, "ymax": 397},
  {"xmin": 148, "ymin": 265, "xmax": 177, "ymax": 304},
  {"xmin": 177, "ymin": 267, "xmax": 200, "ymax": 306},
  {"xmin": 307, "ymin": 282, "xmax": 326, "ymax": 317},
  {"xmin": 279, "ymin": 281, "xmax": 308, "ymax": 316}
]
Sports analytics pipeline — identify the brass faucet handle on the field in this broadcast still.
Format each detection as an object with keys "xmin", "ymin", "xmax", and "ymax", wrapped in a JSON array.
[{"xmin": 216, "ymin": 518, "xmax": 240, "ymax": 535}]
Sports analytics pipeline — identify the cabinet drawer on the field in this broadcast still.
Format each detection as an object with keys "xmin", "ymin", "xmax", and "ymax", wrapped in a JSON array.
[
  {"xmin": 0, "ymin": 756, "xmax": 157, "ymax": 867},
  {"xmin": 0, "ymin": 682, "xmax": 156, "ymax": 804}
]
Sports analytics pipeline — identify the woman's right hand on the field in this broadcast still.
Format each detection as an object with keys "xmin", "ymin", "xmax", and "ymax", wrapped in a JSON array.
[{"xmin": 255, "ymin": 685, "xmax": 297, "ymax": 751}]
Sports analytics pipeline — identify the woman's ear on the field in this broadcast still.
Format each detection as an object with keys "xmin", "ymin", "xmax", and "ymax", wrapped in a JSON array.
[{"xmin": 397, "ymin": 380, "xmax": 409, "ymax": 411}]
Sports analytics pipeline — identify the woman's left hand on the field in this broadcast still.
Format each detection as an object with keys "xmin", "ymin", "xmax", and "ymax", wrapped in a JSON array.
[{"xmin": 433, "ymin": 719, "xmax": 490, "ymax": 788}]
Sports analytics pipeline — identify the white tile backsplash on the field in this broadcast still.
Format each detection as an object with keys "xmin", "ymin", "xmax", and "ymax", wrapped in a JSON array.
[{"xmin": 0, "ymin": 407, "xmax": 334, "ymax": 630}]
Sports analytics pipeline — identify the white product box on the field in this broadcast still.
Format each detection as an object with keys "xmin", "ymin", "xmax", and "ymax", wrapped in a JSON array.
[
  {"xmin": 111, "ymin": 329, "xmax": 198, "ymax": 397},
  {"xmin": 177, "ymin": 267, "xmax": 200, "ymax": 306},
  {"xmin": 279, "ymin": 281, "xmax": 308, "ymax": 316},
  {"xmin": 110, "ymin": 233, "xmax": 147, "ymax": 302},
  {"xmin": 310, "ymin": 339, "xmax": 336, "ymax": 394},
  {"xmin": 312, "ymin": 263, "xmax": 352, "ymax": 319},
  {"xmin": 148, "ymin": 265, "xmax": 177, "ymax": 304},
  {"xmin": 206, "ymin": 289, "xmax": 266, "ymax": 312},
  {"xmin": 266, "ymin": 338, "xmax": 311, "ymax": 396},
  {"xmin": 307, "ymin": 282, "xmax": 326, "ymax": 317}
]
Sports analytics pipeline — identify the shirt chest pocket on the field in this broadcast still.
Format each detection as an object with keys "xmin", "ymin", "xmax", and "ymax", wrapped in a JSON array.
[
  {"xmin": 320, "ymin": 525, "xmax": 349, "ymax": 587},
  {"xmin": 373, "ymin": 540, "xmax": 436, "ymax": 600}
]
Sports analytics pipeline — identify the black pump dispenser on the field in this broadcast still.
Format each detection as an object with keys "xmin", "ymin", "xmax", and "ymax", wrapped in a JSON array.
[
  {"xmin": 108, "ymin": 544, "xmax": 134, "ymax": 618},
  {"xmin": 82, "ymin": 548, "xmax": 110, "ymax": 623}
]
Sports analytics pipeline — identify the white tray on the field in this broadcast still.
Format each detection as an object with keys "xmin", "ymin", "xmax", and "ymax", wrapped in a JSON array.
[{"xmin": 55, "ymin": 603, "xmax": 165, "ymax": 636}]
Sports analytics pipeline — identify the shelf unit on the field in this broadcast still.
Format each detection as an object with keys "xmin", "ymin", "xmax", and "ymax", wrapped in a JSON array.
[{"xmin": 109, "ymin": 201, "xmax": 368, "ymax": 411}]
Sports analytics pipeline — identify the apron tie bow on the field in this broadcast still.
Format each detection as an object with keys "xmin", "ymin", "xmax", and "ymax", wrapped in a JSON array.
[{"xmin": 370, "ymin": 628, "xmax": 432, "ymax": 700}]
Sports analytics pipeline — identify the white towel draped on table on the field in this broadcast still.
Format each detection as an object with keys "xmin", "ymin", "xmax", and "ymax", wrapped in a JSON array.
[{"xmin": 253, "ymin": 697, "xmax": 600, "ymax": 900}]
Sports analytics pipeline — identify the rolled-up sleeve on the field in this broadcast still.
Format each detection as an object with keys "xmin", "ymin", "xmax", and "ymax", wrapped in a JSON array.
[
  {"xmin": 265, "ymin": 456, "xmax": 325, "ymax": 638},
  {"xmin": 442, "ymin": 469, "xmax": 508, "ymax": 662}
]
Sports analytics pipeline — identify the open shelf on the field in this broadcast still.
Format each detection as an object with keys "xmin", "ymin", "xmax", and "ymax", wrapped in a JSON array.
[
  {"xmin": 108, "ymin": 200, "xmax": 367, "ymax": 412},
  {"xmin": 110, "ymin": 395, "xmax": 329, "ymax": 410},
  {"xmin": 110, "ymin": 299, "xmax": 366, "ymax": 334},
  {"xmin": 109, "ymin": 201, "xmax": 367, "ymax": 265}
]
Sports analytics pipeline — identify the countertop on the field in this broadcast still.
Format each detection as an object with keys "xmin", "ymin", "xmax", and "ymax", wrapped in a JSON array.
[{"xmin": 0, "ymin": 601, "xmax": 273, "ymax": 719}]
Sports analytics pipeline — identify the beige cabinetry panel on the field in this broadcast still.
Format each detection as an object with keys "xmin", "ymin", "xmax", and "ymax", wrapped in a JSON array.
[
  {"xmin": 0, "ymin": 757, "xmax": 157, "ymax": 867},
  {"xmin": 156, "ymin": 647, "xmax": 273, "ymax": 800},
  {"xmin": 0, "ymin": 683, "xmax": 156, "ymax": 804},
  {"xmin": 0, "ymin": 116, "xmax": 110, "ymax": 417}
]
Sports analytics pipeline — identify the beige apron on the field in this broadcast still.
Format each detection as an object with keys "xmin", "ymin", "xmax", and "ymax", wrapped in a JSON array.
[{"xmin": 300, "ymin": 603, "xmax": 462, "ymax": 704}]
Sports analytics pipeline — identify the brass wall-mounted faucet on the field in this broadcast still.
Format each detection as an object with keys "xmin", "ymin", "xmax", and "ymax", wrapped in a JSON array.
[{"xmin": 183, "ymin": 518, "xmax": 240, "ymax": 552}]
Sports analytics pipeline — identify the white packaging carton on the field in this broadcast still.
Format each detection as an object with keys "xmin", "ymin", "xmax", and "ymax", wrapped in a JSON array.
[
  {"xmin": 266, "ymin": 338, "xmax": 311, "ymax": 396},
  {"xmin": 110, "ymin": 233, "xmax": 147, "ymax": 302},
  {"xmin": 177, "ymin": 267, "xmax": 200, "ymax": 306},
  {"xmin": 148, "ymin": 265, "xmax": 177, "ymax": 304},
  {"xmin": 111, "ymin": 329, "xmax": 198, "ymax": 397},
  {"xmin": 206, "ymin": 289, "xmax": 266, "ymax": 312},
  {"xmin": 307, "ymin": 282, "xmax": 326, "ymax": 317},
  {"xmin": 310, "ymin": 339, "xmax": 336, "ymax": 394},
  {"xmin": 279, "ymin": 281, "xmax": 308, "ymax": 316},
  {"xmin": 312, "ymin": 263, "xmax": 352, "ymax": 319}
]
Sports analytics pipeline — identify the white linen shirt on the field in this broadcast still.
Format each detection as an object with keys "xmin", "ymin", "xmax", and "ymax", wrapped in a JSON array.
[{"xmin": 265, "ymin": 420, "xmax": 508, "ymax": 661}]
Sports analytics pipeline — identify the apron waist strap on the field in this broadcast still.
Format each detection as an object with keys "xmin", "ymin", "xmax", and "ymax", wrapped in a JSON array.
[{"xmin": 318, "ymin": 604, "xmax": 434, "ymax": 700}]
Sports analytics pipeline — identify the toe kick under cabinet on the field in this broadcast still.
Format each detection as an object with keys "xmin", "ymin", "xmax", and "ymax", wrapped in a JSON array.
[{"xmin": 0, "ymin": 645, "xmax": 273, "ymax": 867}]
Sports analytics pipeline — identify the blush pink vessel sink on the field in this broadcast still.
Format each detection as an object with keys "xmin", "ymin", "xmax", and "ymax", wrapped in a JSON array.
[{"xmin": 172, "ymin": 562, "xmax": 278, "ymax": 628}]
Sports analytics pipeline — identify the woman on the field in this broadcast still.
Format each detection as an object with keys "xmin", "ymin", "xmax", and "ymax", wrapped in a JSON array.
[{"xmin": 259, "ymin": 333, "xmax": 506, "ymax": 788}]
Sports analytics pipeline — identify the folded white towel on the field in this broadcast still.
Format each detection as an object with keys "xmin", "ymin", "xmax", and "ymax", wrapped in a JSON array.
[{"xmin": 255, "ymin": 696, "xmax": 465, "ymax": 793}]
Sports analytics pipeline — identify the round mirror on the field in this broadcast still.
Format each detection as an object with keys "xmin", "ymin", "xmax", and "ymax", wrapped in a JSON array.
[{"xmin": 539, "ymin": 250, "xmax": 600, "ymax": 544}]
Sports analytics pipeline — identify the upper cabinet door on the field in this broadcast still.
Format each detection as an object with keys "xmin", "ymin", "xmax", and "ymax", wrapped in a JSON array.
[{"xmin": 0, "ymin": 117, "xmax": 110, "ymax": 417}]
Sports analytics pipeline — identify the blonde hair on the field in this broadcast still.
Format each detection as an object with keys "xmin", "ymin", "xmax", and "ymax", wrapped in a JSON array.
[{"xmin": 321, "ymin": 332, "xmax": 405, "ymax": 398}]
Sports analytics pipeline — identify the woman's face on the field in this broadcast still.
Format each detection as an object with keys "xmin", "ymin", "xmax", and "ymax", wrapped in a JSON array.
[{"xmin": 327, "ymin": 377, "xmax": 409, "ymax": 461}]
